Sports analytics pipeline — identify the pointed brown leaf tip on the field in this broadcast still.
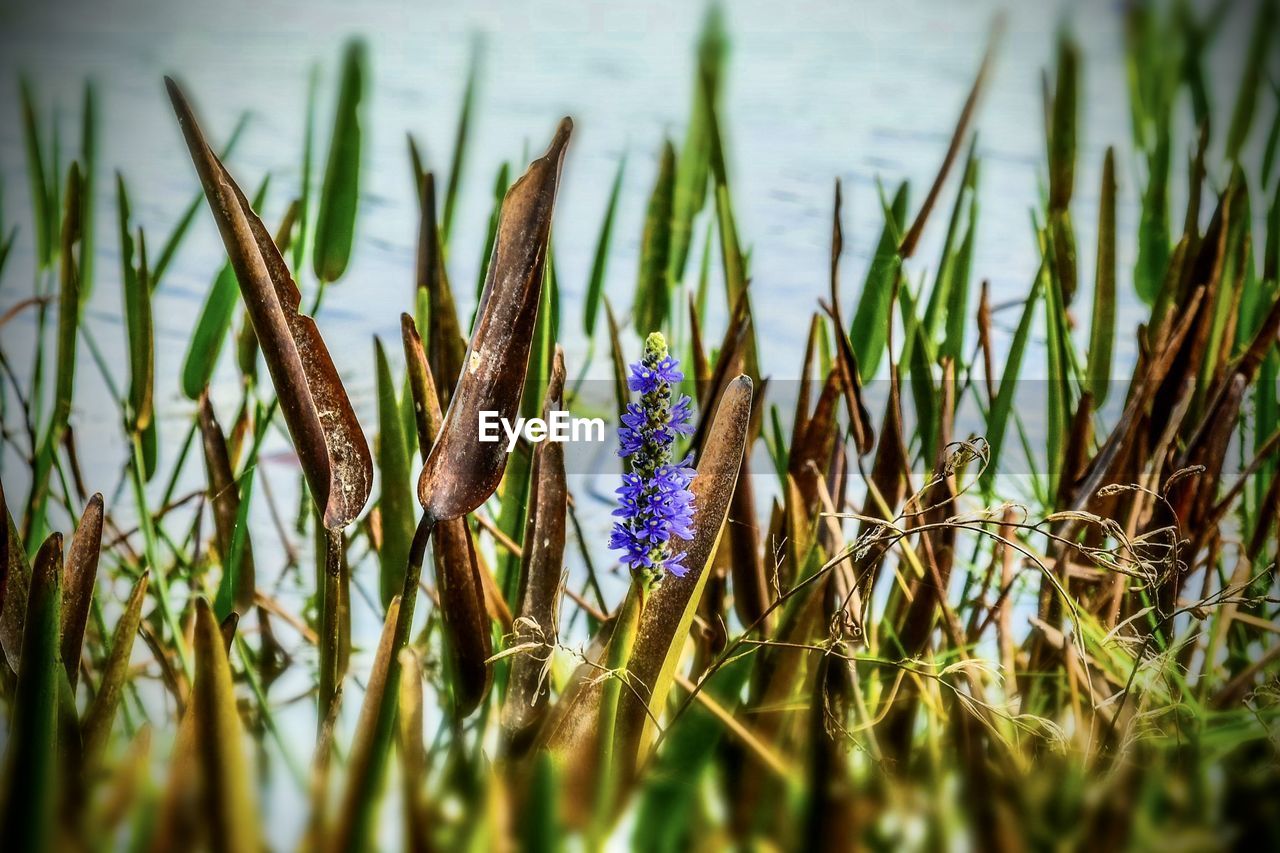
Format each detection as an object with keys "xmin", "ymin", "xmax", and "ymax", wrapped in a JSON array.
[
  {"xmin": 417, "ymin": 118, "xmax": 571, "ymax": 521},
  {"xmin": 167, "ymin": 78, "xmax": 372, "ymax": 531},
  {"xmin": 62, "ymin": 493, "xmax": 104, "ymax": 688}
]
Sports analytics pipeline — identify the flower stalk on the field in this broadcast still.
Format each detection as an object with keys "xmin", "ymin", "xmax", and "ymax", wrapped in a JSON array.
[{"xmin": 594, "ymin": 332, "xmax": 696, "ymax": 842}]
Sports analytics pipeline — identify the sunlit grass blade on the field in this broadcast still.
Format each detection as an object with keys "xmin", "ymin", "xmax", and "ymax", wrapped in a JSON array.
[
  {"xmin": 616, "ymin": 376, "xmax": 753, "ymax": 770},
  {"xmin": 331, "ymin": 596, "xmax": 401, "ymax": 852},
  {"xmin": 539, "ymin": 376, "xmax": 752, "ymax": 823},
  {"xmin": 396, "ymin": 648, "xmax": 430, "ymax": 851},
  {"xmin": 190, "ymin": 598, "xmax": 260, "ymax": 852}
]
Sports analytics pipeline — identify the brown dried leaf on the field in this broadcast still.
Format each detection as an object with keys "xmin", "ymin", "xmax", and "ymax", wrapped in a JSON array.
[
  {"xmin": 502, "ymin": 348, "xmax": 568, "ymax": 753},
  {"xmin": 198, "ymin": 395, "xmax": 255, "ymax": 614},
  {"xmin": 167, "ymin": 78, "xmax": 371, "ymax": 530},
  {"xmin": 418, "ymin": 118, "xmax": 572, "ymax": 522},
  {"xmin": 60, "ymin": 493, "xmax": 103, "ymax": 688}
]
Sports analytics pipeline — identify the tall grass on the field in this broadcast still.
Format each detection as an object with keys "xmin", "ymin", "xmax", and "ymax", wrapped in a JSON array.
[{"xmin": 1, "ymin": 2, "xmax": 1279, "ymax": 850}]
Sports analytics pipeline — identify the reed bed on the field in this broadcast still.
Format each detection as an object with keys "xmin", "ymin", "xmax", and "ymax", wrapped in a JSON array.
[{"xmin": 1, "ymin": 2, "xmax": 1279, "ymax": 850}]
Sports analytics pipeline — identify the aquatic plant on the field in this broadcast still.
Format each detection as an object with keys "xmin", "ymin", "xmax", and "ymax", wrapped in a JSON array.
[
  {"xmin": 609, "ymin": 332, "xmax": 696, "ymax": 580},
  {"xmin": 0, "ymin": 3, "xmax": 1277, "ymax": 850}
]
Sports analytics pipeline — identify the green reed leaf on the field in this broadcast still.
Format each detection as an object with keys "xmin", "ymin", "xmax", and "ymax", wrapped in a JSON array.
[
  {"xmin": 669, "ymin": 6, "xmax": 726, "ymax": 285},
  {"xmin": 78, "ymin": 82, "xmax": 97, "ymax": 307},
  {"xmin": 18, "ymin": 78, "xmax": 54, "ymax": 269},
  {"xmin": 584, "ymin": 154, "xmax": 625, "ymax": 338},
  {"xmin": 1225, "ymin": 0, "xmax": 1275, "ymax": 161},
  {"xmin": 1087, "ymin": 147, "xmax": 1116, "ymax": 406},
  {"xmin": 313, "ymin": 39, "xmax": 367, "ymax": 283},
  {"xmin": 442, "ymin": 42, "xmax": 480, "ymax": 249},
  {"xmin": 634, "ymin": 140, "xmax": 676, "ymax": 334},
  {"xmin": 1, "ymin": 534, "xmax": 62, "ymax": 853},
  {"xmin": 375, "ymin": 338, "xmax": 416, "ymax": 609},
  {"xmin": 331, "ymin": 596, "xmax": 401, "ymax": 852},
  {"xmin": 850, "ymin": 181, "xmax": 908, "ymax": 379}
]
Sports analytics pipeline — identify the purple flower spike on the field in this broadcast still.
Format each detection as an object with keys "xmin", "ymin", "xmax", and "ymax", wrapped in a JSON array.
[{"xmin": 609, "ymin": 332, "xmax": 697, "ymax": 582}]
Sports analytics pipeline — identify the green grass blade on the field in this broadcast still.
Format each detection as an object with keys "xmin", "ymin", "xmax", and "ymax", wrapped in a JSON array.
[
  {"xmin": 474, "ymin": 161, "xmax": 510, "ymax": 310},
  {"xmin": 924, "ymin": 143, "xmax": 978, "ymax": 343},
  {"xmin": 313, "ymin": 39, "xmax": 367, "ymax": 283},
  {"xmin": 293, "ymin": 64, "xmax": 319, "ymax": 275},
  {"xmin": 182, "ymin": 263, "xmax": 241, "ymax": 401},
  {"xmin": 633, "ymin": 140, "xmax": 676, "ymax": 334},
  {"xmin": 116, "ymin": 176, "xmax": 154, "ymax": 431},
  {"xmin": 28, "ymin": 164, "xmax": 83, "ymax": 544},
  {"xmin": 78, "ymin": 82, "xmax": 97, "ymax": 308},
  {"xmin": 180, "ymin": 177, "xmax": 269, "ymax": 400},
  {"xmin": 212, "ymin": 408, "xmax": 268, "ymax": 621},
  {"xmin": 1048, "ymin": 33, "xmax": 1079, "ymax": 214},
  {"xmin": 1086, "ymin": 147, "xmax": 1117, "ymax": 406},
  {"xmin": 850, "ymin": 181, "xmax": 908, "ymax": 378},
  {"xmin": 981, "ymin": 263, "xmax": 1044, "ymax": 493},
  {"xmin": 375, "ymin": 338, "xmax": 416, "ymax": 609},
  {"xmin": 1, "ymin": 534, "xmax": 62, "ymax": 853},
  {"xmin": 190, "ymin": 598, "xmax": 261, "ymax": 852},
  {"xmin": 668, "ymin": 6, "xmax": 726, "ymax": 285},
  {"xmin": 584, "ymin": 153, "xmax": 625, "ymax": 338},
  {"xmin": 941, "ymin": 163, "xmax": 980, "ymax": 365},
  {"xmin": 332, "ymin": 596, "xmax": 402, "ymax": 852},
  {"xmin": 1225, "ymin": 0, "xmax": 1275, "ymax": 161},
  {"xmin": 18, "ymin": 78, "xmax": 53, "ymax": 268},
  {"xmin": 442, "ymin": 41, "xmax": 480, "ymax": 249}
]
